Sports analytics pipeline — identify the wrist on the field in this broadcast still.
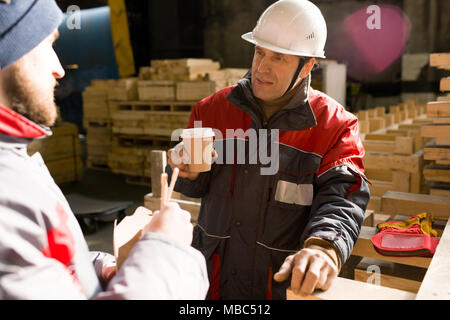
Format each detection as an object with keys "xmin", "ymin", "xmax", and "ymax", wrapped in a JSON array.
[{"xmin": 304, "ymin": 237, "xmax": 342, "ymax": 271}]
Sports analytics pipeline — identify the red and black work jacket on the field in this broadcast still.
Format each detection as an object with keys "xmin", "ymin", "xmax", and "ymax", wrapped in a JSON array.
[{"xmin": 167, "ymin": 75, "xmax": 370, "ymax": 300}]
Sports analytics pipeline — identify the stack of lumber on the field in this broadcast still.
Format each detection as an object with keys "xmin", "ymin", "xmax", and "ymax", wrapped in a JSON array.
[
  {"xmin": 82, "ymin": 80, "xmax": 114, "ymax": 170},
  {"xmin": 207, "ymin": 68, "xmax": 248, "ymax": 91},
  {"xmin": 138, "ymin": 59, "xmax": 219, "ymax": 102},
  {"xmin": 108, "ymin": 58, "xmax": 228, "ymax": 186},
  {"xmin": 357, "ymin": 101, "xmax": 430, "ymax": 212},
  {"xmin": 28, "ymin": 122, "xmax": 83, "ymax": 185},
  {"xmin": 107, "ymin": 135, "xmax": 174, "ymax": 187},
  {"xmin": 143, "ymin": 58, "xmax": 221, "ymax": 81},
  {"xmin": 421, "ymin": 53, "xmax": 450, "ymax": 197},
  {"xmin": 107, "ymin": 78, "xmax": 138, "ymax": 102}
]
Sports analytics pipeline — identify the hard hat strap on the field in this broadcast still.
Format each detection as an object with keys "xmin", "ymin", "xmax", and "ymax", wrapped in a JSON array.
[{"xmin": 284, "ymin": 57, "xmax": 306, "ymax": 96}]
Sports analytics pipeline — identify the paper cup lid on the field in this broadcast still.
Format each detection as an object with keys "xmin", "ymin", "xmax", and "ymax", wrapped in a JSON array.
[{"xmin": 181, "ymin": 128, "xmax": 215, "ymax": 139}]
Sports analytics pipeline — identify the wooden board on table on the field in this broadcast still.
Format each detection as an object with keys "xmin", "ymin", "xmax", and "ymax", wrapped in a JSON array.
[
  {"xmin": 416, "ymin": 219, "xmax": 450, "ymax": 300},
  {"xmin": 354, "ymin": 257, "xmax": 426, "ymax": 293},
  {"xmin": 286, "ymin": 276, "xmax": 415, "ymax": 300}
]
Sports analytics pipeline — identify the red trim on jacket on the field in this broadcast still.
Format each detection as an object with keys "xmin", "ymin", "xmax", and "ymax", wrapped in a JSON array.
[
  {"xmin": 0, "ymin": 104, "xmax": 48, "ymax": 138},
  {"xmin": 209, "ymin": 253, "xmax": 221, "ymax": 300},
  {"xmin": 188, "ymin": 86, "xmax": 365, "ymax": 177},
  {"xmin": 41, "ymin": 203, "xmax": 82, "ymax": 292}
]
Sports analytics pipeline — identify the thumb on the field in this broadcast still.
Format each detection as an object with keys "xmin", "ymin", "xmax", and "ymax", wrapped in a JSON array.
[{"xmin": 273, "ymin": 256, "xmax": 294, "ymax": 282}]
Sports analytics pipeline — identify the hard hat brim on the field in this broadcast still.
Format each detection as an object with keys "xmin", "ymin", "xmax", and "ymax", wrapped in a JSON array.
[{"xmin": 241, "ymin": 32, "xmax": 326, "ymax": 59}]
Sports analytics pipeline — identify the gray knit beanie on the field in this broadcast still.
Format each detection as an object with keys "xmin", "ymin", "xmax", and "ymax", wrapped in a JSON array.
[{"xmin": 0, "ymin": 0, "xmax": 63, "ymax": 70}]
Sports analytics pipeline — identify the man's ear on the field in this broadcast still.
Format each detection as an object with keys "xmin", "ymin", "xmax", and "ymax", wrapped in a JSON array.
[{"xmin": 300, "ymin": 58, "xmax": 316, "ymax": 79}]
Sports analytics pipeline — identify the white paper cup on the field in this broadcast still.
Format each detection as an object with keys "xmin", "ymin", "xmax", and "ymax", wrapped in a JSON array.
[{"xmin": 181, "ymin": 128, "xmax": 215, "ymax": 172}]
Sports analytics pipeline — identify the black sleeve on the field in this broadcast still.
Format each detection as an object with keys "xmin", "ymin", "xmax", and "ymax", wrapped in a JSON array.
[{"xmin": 301, "ymin": 165, "xmax": 370, "ymax": 264}]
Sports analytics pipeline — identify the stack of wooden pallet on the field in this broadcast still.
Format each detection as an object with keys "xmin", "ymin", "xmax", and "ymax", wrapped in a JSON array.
[
  {"xmin": 358, "ymin": 101, "xmax": 429, "ymax": 212},
  {"xmin": 207, "ymin": 68, "xmax": 248, "ymax": 91},
  {"xmin": 140, "ymin": 58, "xmax": 220, "ymax": 81},
  {"xmin": 421, "ymin": 53, "xmax": 450, "ymax": 197},
  {"xmin": 28, "ymin": 122, "xmax": 83, "ymax": 185},
  {"xmin": 82, "ymin": 80, "xmax": 114, "ymax": 170},
  {"xmin": 107, "ymin": 59, "xmax": 235, "ymax": 186}
]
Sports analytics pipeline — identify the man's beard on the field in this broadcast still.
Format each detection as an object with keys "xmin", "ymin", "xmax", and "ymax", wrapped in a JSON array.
[{"xmin": 3, "ymin": 61, "xmax": 58, "ymax": 127}]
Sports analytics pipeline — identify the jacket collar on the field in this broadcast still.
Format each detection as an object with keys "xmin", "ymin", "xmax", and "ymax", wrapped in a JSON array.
[
  {"xmin": 0, "ymin": 104, "xmax": 51, "ymax": 139},
  {"xmin": 226, "ymin": 72, "xmax": 317, "ymax": 131}
]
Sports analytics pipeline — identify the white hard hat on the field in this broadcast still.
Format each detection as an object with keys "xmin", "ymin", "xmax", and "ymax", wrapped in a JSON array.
[{"xmin": 242, "ymin": 0, "xmax": 327, "ymax": 58}]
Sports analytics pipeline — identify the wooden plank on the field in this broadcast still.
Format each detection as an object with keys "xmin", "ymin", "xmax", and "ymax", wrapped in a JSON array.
[
  {"xmin": 365, "ymin": 169, "xmax": 393, "ymax": 181},
  {"xmin": 137, "ymin": 80, "xmax": 175, "ymax": 101},
  {"xmin": 352, "ymin": 226, "xmax": 432, "ymax": 268},
  {"xmin": 150, "ymin": 151, "xmax": 167, "ymax": 197},
  {"xmin": 144, "ymin": 193, "xmax": 200, "ymax": 223},
  {"xmin": 363, "ymin": 150, "xmax": 423, "ymax": 174},
  {"xmin": 363, "ymin": 140, "xmax": 395, "ymax": 153},
  {"xmin": 176, "ymin": 81, "xmax": 215, "ymax": 101},
  {"xmin": 365, "ymin": 134, "xmax": 397, "ymax": 142},
  {"xmin": 423, "ymin": 165, "xmax": 450, "ymax": 183},
  {"xmin": 421, "ymin": 124, "xmax": 450, "ymax": 138},
  {"xmin": 367, "ymin": 196, "xmax": 382, "ymax": 212},
  {"xmin": 363, "ymin": 210, "xmax": 374, "ymax": 227},
  {"xmin": 381, "ymin": 191, "xmax": 450, "ymax": 219},
  {"xmin": 432, "ymin": 117, "xmax": 450, "ymax": 124},
  {"xmin": 441, "ymin": 77, "xmax": 450, "ymax": 92},
  {"xmin": 394, "ymin": 136, "xmax": 415, "ymax": 155},
  {"xmin": 369, "ymin": 118, "xmax": 386, "ymax": 132},
  {"xmin": 430, "ymin": 188, "xmax": 450, "ymax": 197},
  {"xmin": 436, "ymin": 137, "xmax": 450, "ymax": 145},
  {"xmin": 359, "ymin": 120, "xmax": 370, "ymax": 134},
  {"xmin": 416, "ymin": 219, "xmax": 450, "ymax": 300},
  {"xmin": 286, "ymin": 277, "xmax": 415, "ymax": 300},
  {"xmin": 355, "ymin": 257, "xmax": 426, "ymax": 293},
  {"xmin": 374, "ymin": 213, "xmax": 391, "ymax": 226},
  {"xmin": 392, "ymin": 170, "xmax": 411, "ymax": 192},
  {"xmin": 369, "ymin": 180, "xmax": 393, "ymax": 197},
  {"xmin": 430, "ymin": 53, "xmax": 450, "ymax": 69},
  {"xmin": 426, "ymin": 101, "xmax": 450, "ymax": 117},
  {"xmin": 410, "ymin": 172, "xmax": 423, "ymax": 194}
]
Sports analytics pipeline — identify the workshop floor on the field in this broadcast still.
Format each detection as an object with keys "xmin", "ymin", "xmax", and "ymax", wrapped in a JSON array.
[{"xmin": 60, "ymin": 168, "xmax": 151, "ymax": 255}]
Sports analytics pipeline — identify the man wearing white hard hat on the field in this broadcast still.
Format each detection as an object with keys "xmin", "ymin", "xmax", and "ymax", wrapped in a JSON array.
[{"xmin": 168, "ymin": 0, "xmax": 369, "ymax": 299}]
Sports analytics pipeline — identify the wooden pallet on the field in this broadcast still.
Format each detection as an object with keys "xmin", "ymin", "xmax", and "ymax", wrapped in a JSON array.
[
  {"xmin": 420, "ymin": 56, "xmax": 450, "ymax": 195},
  {"xmin": 111, "ymin": 100, "xmax": 195, "ymax": 112}
]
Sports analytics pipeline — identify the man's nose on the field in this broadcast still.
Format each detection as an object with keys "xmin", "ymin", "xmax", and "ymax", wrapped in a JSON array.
[
  {"xmin": 52, "ymin": 53, "xmax": 65, "ymax": 79},
  {"xmin": 256, "ymin": 57, "xmax": 271, "ymax": 73}
]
